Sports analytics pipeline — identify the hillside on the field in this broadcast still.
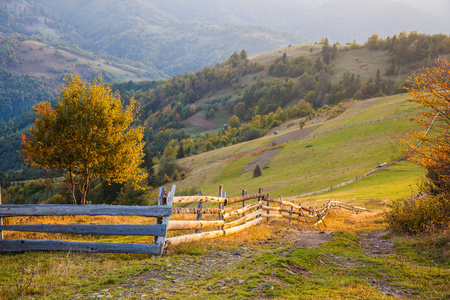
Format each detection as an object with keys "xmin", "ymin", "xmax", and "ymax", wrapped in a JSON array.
[
  {"xmin": 0, "ymin": 0, "xmax": 307, "ymax": 78},
  {"xmin": 1, "ymin": 31, "xmax": 449, "ymax": 175},
  {"xmin": 172, "ymin": 94, "xmax": 425, "ymax": 204}
]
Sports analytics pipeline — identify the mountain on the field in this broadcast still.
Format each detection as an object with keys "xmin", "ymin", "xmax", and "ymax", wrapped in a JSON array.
[
  {"xmin": 3, "ymin": 30, "xmax": 448, "ymax": 174},
  {"xmin": 0, "ymin": 0, "xmax": 308, "ymax": 78},
  {"xmin": 1, "ymin": 0, "xmax": 448, "ymax": 79},
  {"xmin": 151, "ymin": 0, "xmax": 450, "ymax": 43}
]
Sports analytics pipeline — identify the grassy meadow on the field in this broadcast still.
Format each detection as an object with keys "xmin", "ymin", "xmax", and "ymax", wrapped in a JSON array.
[
  {"xmin": 2, "ymin": 94, "xmax": 449, "ymax": 300},
  {"xmin": 174, "ymin": 94, "xmax": 425, "ymax": 202}
]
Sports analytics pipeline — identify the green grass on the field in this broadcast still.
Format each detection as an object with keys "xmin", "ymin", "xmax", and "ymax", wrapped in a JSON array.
[
  {"xmin": 3, "ymin": 227, "xmax": 448, "ymax": 299},
  {"xmin": 189, "ymin": 116, "xmax": 421, "ymax": 198}
]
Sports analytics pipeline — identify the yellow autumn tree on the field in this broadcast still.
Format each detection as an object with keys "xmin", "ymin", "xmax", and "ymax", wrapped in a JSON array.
[
  {"xmin": 404, "ymin": 58, "xmax": 450, "ymax": 194},
  {"xmin": 21, "ymin": 74, "xmax": 146, "ymax": 204},
  {"xmin": 386, "ymin": 58, "xmax": 449, "ymax": 234}
]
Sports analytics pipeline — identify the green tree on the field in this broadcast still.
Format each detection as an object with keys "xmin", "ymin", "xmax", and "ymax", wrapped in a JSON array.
[
  {"xmin": 228, "ymin": 115, "xmax": 241, "ymax": 129},
  {"xmin": 20, "ymin": 74, "xmax": 146, "ymax": 205}
]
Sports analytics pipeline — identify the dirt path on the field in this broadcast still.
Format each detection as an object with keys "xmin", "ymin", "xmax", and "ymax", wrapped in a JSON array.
[
  {"xmin": 267, "ymin": 125, "xmax": 321, "ymax": 146},
  {"xmin": 68, "ymin": 228, "xmax": 424, "ymax": 300}
]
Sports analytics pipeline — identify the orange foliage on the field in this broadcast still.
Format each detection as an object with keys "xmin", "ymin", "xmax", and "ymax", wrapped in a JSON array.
[{"xmin": 404, "ymin": 58, "xmax": 450, "ymax": 191}]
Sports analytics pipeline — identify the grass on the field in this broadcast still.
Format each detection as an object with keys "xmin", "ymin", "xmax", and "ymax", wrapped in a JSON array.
[
  {"xmin": 171, "ymin": 94, "xmax": 424, "ymax": 201},
  {"xmin": 2, "ymin": 214, "xmax": 448, "ymax": 299}
]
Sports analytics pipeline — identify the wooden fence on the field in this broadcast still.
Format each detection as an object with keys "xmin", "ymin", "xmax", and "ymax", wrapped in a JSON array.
[
  {"xmin": 0, "ymin": 184, "xmax": 366, "ymax": 255},
  {"xmin": 0, "ymin": 186, "xmax": 175, "ymax": 256},
  {"xmin": 165, "ymin": 185, "xmax": 366, "ymax": 248}
]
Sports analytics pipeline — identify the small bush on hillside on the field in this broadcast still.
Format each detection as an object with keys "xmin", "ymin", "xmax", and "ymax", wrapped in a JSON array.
[{"xmin": 386, "ymin": 194, "xmax": 449, "ymax": 235}]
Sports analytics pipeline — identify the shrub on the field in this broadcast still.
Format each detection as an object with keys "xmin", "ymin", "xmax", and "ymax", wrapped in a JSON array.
[{"xmin": 386, "ymin": 194, "xmax": 449, "ymax": 235}]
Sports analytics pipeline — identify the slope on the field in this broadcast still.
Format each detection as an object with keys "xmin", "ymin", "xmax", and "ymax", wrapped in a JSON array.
[{"xmin": 172, "ymin": 94, "xmax": 425, "ymax": 205}]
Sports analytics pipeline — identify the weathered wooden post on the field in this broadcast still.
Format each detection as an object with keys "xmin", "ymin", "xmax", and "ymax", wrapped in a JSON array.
[
  {"xmin": 242, "ymin": 190, "xmax": 247, "ymax": 218},
  {"xmin": 218, "ymin": 185, "xmax": 224, "ymax": 229},
  {"xmin": 289, "ymin": 200, "xmax": 294, "ymax": 223},
  {"xmin": 221, "ymin": 191, "xmax": 226, "ymax": 230},
  {"xmin": 155, "ymin": 187, "xmax": 167, "ymax": 244},
  {"xmin": 258, "ymin": 188, "xmax": 263, "ymax": 219},
  {"xmin": 155, "ymin": 185, "xmax": 175, "ymax": 256},
  {"xmin": 279, "ymin": 196, "xmax": 282, "ymax": 219},
  {"xmin": 195, "ymin": 191, "xmax": 203, "ymax": 234},
  {"xmin": 0, "ymin": 186, "xmax": 3, "ymax": 240},
  {"xmin": 266, "ymin": 192, "xmax": 270, "ymax": 222}
]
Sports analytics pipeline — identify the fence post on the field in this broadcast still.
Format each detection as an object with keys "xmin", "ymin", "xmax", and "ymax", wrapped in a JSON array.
[
  {"xmin": 258, "ymin": 188, "xmax": 263, "ymax": 219},
  {"xmin": 279, "ymin": 196, "xmax": 282, "ymax": 219},
  {"xmin": 266, "ymin": 192, "xmax": 270, "ymax": 222},
  {"xmin": 242, "ymin": 190, "xmax": 247, "ymax": 218},
  {"xmin": 221, "ymin": 191, "xmax": 226, "ymax": 230},
  {"xmin": 156, "ymin": 185, "xmax": 175, "ymax": 256},
  {"xmin": 155, "ymin": 187, "xmax": 167, "ymax": 245},
  {"xmin": 0, "ymin": 186, "xmax": 2, "ymax": 240},
  {"xmin": 218, "ymin": 185, "xmax": 224, "ymax": 230},
  {"xmin": 289, "ymin": 200, "xmax": 293, "ymax": 223},
  {"xmin": 195, "ymin": 191, "xmax": 203, "ymax": 234}
]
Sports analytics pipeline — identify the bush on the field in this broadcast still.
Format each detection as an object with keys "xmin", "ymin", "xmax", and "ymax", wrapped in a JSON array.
[{"xmin": 386, "ymin": 194, "xmax": 449, "ymax": 235}]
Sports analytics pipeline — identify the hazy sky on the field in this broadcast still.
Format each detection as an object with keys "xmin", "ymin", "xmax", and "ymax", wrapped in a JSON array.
[{"xmin": 381, "ymin": 0, "xmax": 449, "ymax": 18}]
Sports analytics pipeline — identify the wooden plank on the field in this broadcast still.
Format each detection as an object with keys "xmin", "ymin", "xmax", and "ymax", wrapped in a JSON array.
[
  {"xmin": 223, "ymin": 210, "xmax": 261, "ymax": 229},
  {"xmin": 261, "ymin": 205, "xmax": 302, "ymax": 215},
  {"xmin": 0, "ymin": 239, "xmax": 160, "ymax": 255},
  {"xmin": 265, "ymin": 197, "xmax": 315, "ymax": 213},
  {"xmin": 223, "ymin": 202, "xmax": 261, "ymax": 220},
  {"xmin": 225, "ymin": 193, "xmax": 264, "ymax": 205},
  {"xmin": 172, "ymin": 207, "xmax": 224, "ymax": 215},
  {"xmin": 0, "ymin": 204, "xmax": 172, "ymax": 217},
  {"xmin": 172, "ymin": 196, "xmax": 226, "ymax": 204},
  {"xmin": 261, "ymin": 213, "xmax": 283, "ymax": 219},
  {"xmin": 224, "ymin": 217, "xmax": 262, "ymax": 236},
  {"xmin": 0, "ymin": 224, "xmax": 167, "ymax": 236},
  {"xmin": 167, "ymin": 220, "xmax": 225, "ymax": 231},
  {"xmin": 165, "ymin": 215, "xmax": 263, "ymax": 248},
  {"xmin": 164, "ymin": 229, "xmax": 225, "ymax": 248}
]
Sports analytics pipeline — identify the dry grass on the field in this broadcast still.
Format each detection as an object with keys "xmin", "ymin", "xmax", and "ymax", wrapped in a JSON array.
[{"xmin": 2, "ymin": 215, "xmax": 158, "ymax": 241}]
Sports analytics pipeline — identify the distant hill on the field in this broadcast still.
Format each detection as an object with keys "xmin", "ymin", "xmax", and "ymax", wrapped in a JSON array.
[
  {"xmin": 0, "ymin": 35, "xmax": 162, "ymax": 123},
  {"xmin": 0, "ymin": 0, "xmax": 308, "ymax": 78},
  {"xmin": 1, "ymin": 31, "xmax": 448, "ymax": 176},
  {"xmin": 151, "ymin": 0, "xmax": 450, "ymax": 43}
]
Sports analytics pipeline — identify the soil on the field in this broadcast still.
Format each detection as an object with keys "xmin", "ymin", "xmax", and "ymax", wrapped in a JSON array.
[
  {"xmin": 359, "ymin": 229, "xmax": 395, "ymax": 255},
  {"xmin": 241, "ymin": 125, "xmax": 320, "ymax": 173},
  {"xmin": 241, "ymin": 148, "xmax": 283, "ymax": 173},
  {"xmin": 68, "ymin": 227, "xmax": 419, "ymax": 300},
  {"xmin": 186, "ymin": 116, "xmax": 218, "ymax": 130},
  {"xmin": 267, "ymin": 125, "xmax": 321, "ymax": 146}
]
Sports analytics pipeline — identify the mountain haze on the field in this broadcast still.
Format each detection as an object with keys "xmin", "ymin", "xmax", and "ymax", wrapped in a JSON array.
[
  {"xmin": 152, "ymin": 0, "xmax": 450, "ymax": 43},
  {"xmin": 1, "ymin": 0, "xmax": 307, "ymax": 77}
]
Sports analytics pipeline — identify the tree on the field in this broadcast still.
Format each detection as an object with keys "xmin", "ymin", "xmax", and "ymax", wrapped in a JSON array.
[
  {"xmin": 404, "ymin": 58, "xmax": 450, "ymax": 195},
  {"xmin": 240, "ymin": 49, "xmax": 248, "ymax": 60},
  {"xmin": 21, "ymin": 74, "xmax": 146, "ymax": 205},
  {"xmin": 228, "ymin": 115, "xmax": 241, "ymax": 129}
]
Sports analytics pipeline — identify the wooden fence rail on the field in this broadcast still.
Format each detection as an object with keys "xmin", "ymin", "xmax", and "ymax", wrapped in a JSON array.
[
  {"xmin": 0, "ymin": 185, "xmax": 176, "ymax": 256},
  {"xmin": 166, "ymin": 186, "xmax": 367, "ymax": 248},
  {"xmin": 0, "ymin": 184, "xmax": 367, "ymax": 255}
]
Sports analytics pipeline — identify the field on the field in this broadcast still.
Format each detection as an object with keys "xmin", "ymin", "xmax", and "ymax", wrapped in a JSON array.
[
  {"xmin": 174, "ymin": 94, "xmax": 425, "ymax": 201},
  {"xmin": 1, "ymin": 93, "xmax": 449, "ymax": 299},
  {"xmin": 10, "ymin": 40, "xmax": 153, "ymax": 83}
]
